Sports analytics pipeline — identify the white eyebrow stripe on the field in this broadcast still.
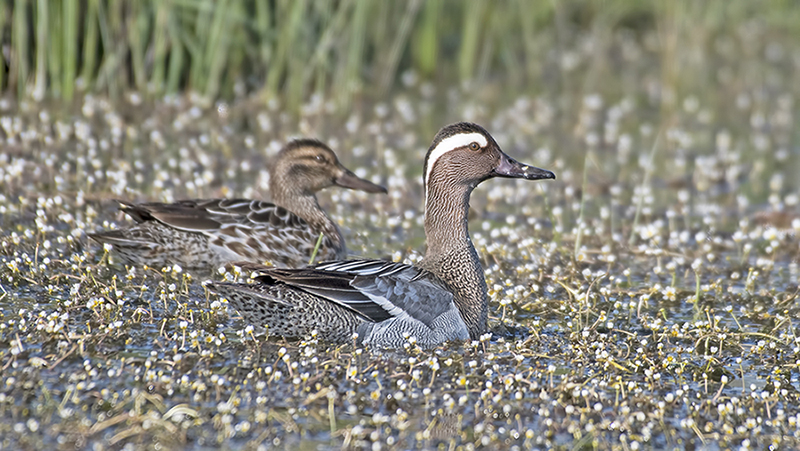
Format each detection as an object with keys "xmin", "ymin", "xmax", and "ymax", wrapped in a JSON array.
[{"xmin": 425, "ymin": 132, "xmax": 488, "ymax": 184}]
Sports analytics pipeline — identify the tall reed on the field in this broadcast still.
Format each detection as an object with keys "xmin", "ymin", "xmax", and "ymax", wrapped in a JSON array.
[{"xmin": 0, "ymin": 0, "xmax": 795, "ymax": 110}]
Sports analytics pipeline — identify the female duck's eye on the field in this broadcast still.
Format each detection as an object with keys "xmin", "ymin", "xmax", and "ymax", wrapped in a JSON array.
[
  {"xmin": 315, "ymin": 155, "xmax": 325, "ymax": 162},
  {"xmin": 469, "ymin": 142, "xmax": 480, "ymax": 151}
]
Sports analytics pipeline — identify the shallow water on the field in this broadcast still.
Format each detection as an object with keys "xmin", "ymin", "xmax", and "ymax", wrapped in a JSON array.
[{"xmin": 2, "ymin": 22, "xmax": 800, "ymax": 451}]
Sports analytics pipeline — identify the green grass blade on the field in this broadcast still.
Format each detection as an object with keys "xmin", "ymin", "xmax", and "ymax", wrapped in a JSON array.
[
  {"xmin": 266, "ymin": 0, "xmax": 308, "ymax": 101},
  {"xmin": 127, "ymin": 1, "xmax": 148, "ymax": 93},
  {"xmin": 254, "ymin": 0, "xmax": 272, "ymax": 77},
  {"xmin": 95, "ymin": 0, "xmax": 120, "ymax": 97},
  {"xmin": 309, "ymin": 232, "xmax": 325, "ymax": 266},
  {"xmin": 379, "ymin": 0, "xmax": 421, "ymax": 92},
  {"xmin": 151, "ymin": 0, "xmax": 171, "ymax": 95},
  {"xmin": 188, "ymin": 0, "xmax": 213, "ymax": 92},
  {"xmin": 47, "ymin": 0, "xmax": 63, "ymax": 97},
  {"xmin": 336, "ymin": 0, "xmax": 368, "ymax": 108},
  {"xmin": 458, "ymin": 0, "xmax": 484, "ymax": 83},
  {"xmin": 413, "ymin": 0, "xmax": 440, "ymax": 77},
  {"xmin": 302, "ymin": 1, "xmax": 348, "ymax": 97},
  {"xmin": 80, "ymin": 0, "xmax": 99, "ymax": 89},
  {"xmin": 34, "ymin": 0, "xmax": 48, "ymax": 100},
  {"xmin": 62, "ymin": 0, "xmax": 78, "ymax": 100},
  {"xmin": 166, "ymin": 8, "xmax": 184, "ymax": 94},
  {"xmin": 13, "ymin": 0, "xmax": 29, "ymax": 98},
  {"xmin": 203, "ymin": 0, "xmax": 231, "ymax": 100}
]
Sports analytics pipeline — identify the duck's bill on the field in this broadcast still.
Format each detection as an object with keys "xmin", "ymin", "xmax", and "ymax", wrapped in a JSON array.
[
  {"xmin": 494, "ymin": 153, "xmax": 556, "ymax": 181},
  {"xmin": 335, "ymin": 169, "xmax": 388, "ymax": 193}
]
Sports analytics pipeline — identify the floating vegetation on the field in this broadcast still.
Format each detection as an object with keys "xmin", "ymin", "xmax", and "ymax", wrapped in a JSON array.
[{"xmin": 1, "ymin": 2, "xmax": 800, "ymax": 450}]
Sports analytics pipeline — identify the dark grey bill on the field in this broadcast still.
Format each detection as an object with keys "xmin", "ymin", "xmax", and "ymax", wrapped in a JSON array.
[
  {"xmin": 494, "ymin": 152, "xmax": 556, "ymax": 181},
  {"xmin": 335, "ymin": 169, "xmax": 388, "ymax": 193}
]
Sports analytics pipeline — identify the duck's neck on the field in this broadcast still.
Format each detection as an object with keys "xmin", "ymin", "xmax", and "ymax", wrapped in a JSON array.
[
  {"xmin": 270, "ymin": 180, "xmax": 345, "ymax": 255},
  {"xmin": 421, "ymin": 179, "xmax": 488, "ymax": 339}
]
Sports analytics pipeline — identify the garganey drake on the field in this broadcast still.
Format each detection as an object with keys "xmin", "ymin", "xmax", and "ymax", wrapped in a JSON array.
[
  {"xmin": 90, "ymin": 139, "xmax": 386, "ymax": 270},
  {"xmin": 209, "ymin": 122, "xmax": 555, "ymax": 349}
]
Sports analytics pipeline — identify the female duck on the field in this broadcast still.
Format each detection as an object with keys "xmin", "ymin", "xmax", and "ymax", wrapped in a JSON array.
[{"xmin": 90, "ymin": 139, "xmax": 386, "ymax": 270}]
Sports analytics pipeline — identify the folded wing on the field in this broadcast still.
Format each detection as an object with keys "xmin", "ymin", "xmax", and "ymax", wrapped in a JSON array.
[
  {"xmin": 120, "ymin": 198, "xmax": 310, "ymax": 232},
  {"xmin": 240, "ymin": 259, "xmax": 455, "ymax": 330}
]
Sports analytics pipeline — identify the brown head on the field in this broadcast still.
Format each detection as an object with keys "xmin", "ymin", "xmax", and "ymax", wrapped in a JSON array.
[
  {"xmin": 423, "ymin": 122, "xmax": 555, "ymax": 193},
  {"xmin": 270, "ymin": 139, "xmax": 387, "ymax": 197}
]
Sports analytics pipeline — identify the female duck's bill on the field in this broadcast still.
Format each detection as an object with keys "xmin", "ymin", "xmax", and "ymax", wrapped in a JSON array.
[
  {"xmin": 89, "ymin": 139, "xmax": 386, "ymax": 270},
  {"xmin": 208, "ymin": 122, "xmax": 554, "ymax": 349}
]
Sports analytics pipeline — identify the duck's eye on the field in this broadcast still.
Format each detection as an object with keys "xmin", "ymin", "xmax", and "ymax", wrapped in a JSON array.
[
  {"xmin": 314, "ymin": 154, "xmax": 325, "ymax": 162},
  {"xmin": 469, "ymin": 142, "xmax": 480, "ymax": 151}
]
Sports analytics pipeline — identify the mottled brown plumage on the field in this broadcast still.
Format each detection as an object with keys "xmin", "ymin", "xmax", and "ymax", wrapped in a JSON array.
[{"xmin": 90, "ymin": 139, "xmax": 386, "ymax": 270}]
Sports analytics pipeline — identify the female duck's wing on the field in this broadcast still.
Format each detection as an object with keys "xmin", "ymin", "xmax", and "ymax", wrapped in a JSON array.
[
  {"xmin": 239, "ymin": 259, "xmax": 456, "ymax": 329},
  {"xmin": 120, "ymin": 199, "xmax": 310, "ymax": 232},
  {"xmin": 120, "ymin": 199, "xmax": 324, "ymax": 262}
]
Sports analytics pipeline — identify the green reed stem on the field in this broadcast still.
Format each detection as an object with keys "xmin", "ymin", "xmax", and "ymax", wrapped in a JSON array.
[
  {"xmin": 413, "ymin": 0, "xmax": 440, "ymax": 77},
  {"xmin": 309, "ymin": 232, "xmax": 325, "ymax": 265},
  {"xmin": 95, "ymin": 0, "xmax": 119, "ymax": 98},
  {"xmin": 303, "ymin": 1, "xmax": 342, "ymax": 96},
  {"xmin": 337, "ymin": 0, "xmax": 367, "ymax": 108},
  {"xmin": 266, "ymin": 0, "xmax": 306, "ymax": 100},
  {"xmin": 81, "ymin": 0, "xmax": 99, "ymax": 89},
  {"xmin": 379, "ymin": 0, "xmax": 421, "ymax": 92},
  {"xmin": 327, "ymin": 391, "xmax": 337, "ymax": 439},
  {"xmin": 254, "ymin": 0, "xmax": 272, "ymax": 67},
  {"xmin": 694, "ymin": 269, "xmax": 702, "ymax": 318},
  {"xmin": 62, "ymin": 0, "xmax": 78, "ymax": 100},
  {"xmin": 204, "ymin": 0, "xmax": 231, "ymax": 100},
  {"xmin": 12, "ymin": 0, "xmax": 26, "ymax": 97},
  {"xmin": 2, "ymin": 0, "xmax": 798, "ymax": 112},
  {"xmin": 128, "ymin": 1, "xmax": 147, "ymax": 93},
  {"xmin": 166, "ymin": 8, "xmax": 183, "ymax": 94},
  {"xmin": 47, "ymin": 0, "xmax": 62, "ymax": 97},
  {"xmin": 33, "ymin": 0, "xmax": 47, "ymax": 99},
  {"xmin": 458, "ymin": 0, "xmax": 484, "ymax": 83},
  {"xmin": 151, "ymin": 0, "xmax": 170, "ymax": 95}
]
